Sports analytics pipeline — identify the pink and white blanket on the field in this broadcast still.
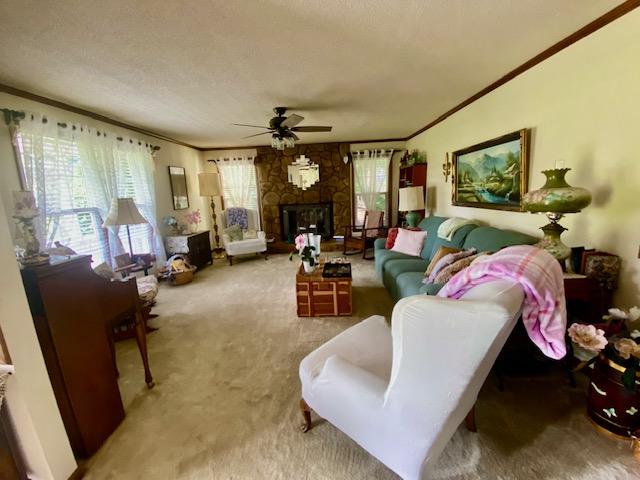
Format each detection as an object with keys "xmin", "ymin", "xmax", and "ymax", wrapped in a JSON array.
[{"xmin": 437, "ymin": 245, "xmax": 567, "ymax": 359}]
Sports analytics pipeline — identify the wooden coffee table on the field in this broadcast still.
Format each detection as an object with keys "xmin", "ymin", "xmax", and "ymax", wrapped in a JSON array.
[{"xmin": 295, "ymin": 260, "xmax": 352, "ymax": 317}]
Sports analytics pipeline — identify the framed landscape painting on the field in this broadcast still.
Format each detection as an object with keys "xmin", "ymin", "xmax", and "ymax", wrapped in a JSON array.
[{"xmin": 451, "ymin": 129, "xmax": 529, "ymax": 211}]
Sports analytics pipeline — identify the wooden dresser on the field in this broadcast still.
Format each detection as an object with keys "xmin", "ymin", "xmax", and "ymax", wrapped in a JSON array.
[
  {"xmin": 20, "ymin": 256, "xmax": 136, "ymax": 456},
  {"xmin": 165, "ymin": 231, "xmax": 212, "ymax": 270},
  {"xmin": 296, "ymin": 261, "xmax": 352, "ymax": 317}
]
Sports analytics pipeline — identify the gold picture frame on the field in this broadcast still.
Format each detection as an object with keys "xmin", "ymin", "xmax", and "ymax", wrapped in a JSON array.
[{"xmin": 451, "ymin": 129, "xmax": 529, "ymax": 211}]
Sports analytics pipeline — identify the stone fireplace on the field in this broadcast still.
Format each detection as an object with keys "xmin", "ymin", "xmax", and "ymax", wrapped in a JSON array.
[
  {"xmin": 255, "ymin": 143, "xmax": 351, "ymax": 242},
  {"xmin": 279, "ymin": 202, "xmax": 333, "ymax": 242}
]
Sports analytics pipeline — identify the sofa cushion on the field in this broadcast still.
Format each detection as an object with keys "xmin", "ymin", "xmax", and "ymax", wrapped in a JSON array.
[
  {"xmin": 419, "ymin": 283, "xmax": 445, "ymax": 296},
  {"xmin": 383, "ymin": 258, "xmax": 429, "ymax": 300},
  {"xmin": 462, "ymin": 226, "xmax": 537, "ymax": 253},
  {"xmin": 395, "ymin": 272, "xmax": 425, "ymax": 300},
  {"xmin": 428, "ymin": 223, "xmax": 477, "ymax": 259},
  {"xmin": 375, "ymin": 248, "xmax": 417, "ymax": 278},
  {"xmin": 416, "ymin": 216, "xmax": 448, "ymax": 260}
]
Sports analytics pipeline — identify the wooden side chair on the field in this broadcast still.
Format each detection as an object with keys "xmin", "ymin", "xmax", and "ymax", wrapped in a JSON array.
[{"xmin": 343, "ymin": 210, "xmax": 386, "ymax": 260}]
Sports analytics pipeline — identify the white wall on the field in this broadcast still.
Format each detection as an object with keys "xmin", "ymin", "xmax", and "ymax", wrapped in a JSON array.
[
  {"xmin": 0, "ymin": 92, "xmax": 209, "ymax": 242},
  {"xmin": 0, "ymin": 194, "xmax": 77, "ymax": 480},
  {"xmin": 407, "ymin": 10, "xmax": 640, "ymax": 306}
]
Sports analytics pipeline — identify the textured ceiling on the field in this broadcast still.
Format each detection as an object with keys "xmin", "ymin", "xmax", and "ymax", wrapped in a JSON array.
[{"xmin": 0, "ymin": 0, "xmax": 622, "ymax": 148}]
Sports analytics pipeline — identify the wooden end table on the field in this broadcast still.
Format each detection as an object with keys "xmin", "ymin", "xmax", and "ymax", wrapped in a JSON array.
[{"xmin": 296, "ymin": 260, "xmax": 352, "ymax": 317}]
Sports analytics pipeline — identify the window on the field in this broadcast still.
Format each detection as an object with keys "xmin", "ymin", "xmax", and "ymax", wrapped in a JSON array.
[
  {"xmin": 352, "ymin": 151, "xmax": 392, "ymax": 226},
  {"xmin": 14, "ymin": 114, "xmax": 162, "ymax": 266},
  {"xmin": 15, "ymin": 131, "xmax": 112, "ymax": 264},
  {"xmin": 216, "ymin": 157, "xmax": 259, "ymax": 212}
]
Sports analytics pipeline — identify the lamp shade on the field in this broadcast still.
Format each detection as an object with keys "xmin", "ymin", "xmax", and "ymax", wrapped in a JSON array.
[
  {"xmin": 12, "ymin": 190, "xmax": 38, "ymax": 218},
  {"xmin": 398, "ymin": 186, "xmax": 425, "ymax": 212},
  {"xmin": 522, "ymin": 168, "xmax": 591, "ymax": 214},
  {"xmin": 102, "ymin": 198, "xmax": 148, "ymax": 227},
  {"xmin": 198, "ymin": 172, "xmax": 222, "ymax": 197}
]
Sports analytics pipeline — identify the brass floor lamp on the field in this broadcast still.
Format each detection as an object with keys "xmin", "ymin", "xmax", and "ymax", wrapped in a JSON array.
[{"xmin": 198, "ymin": 172, "xmax": 226, "ymax": 259}]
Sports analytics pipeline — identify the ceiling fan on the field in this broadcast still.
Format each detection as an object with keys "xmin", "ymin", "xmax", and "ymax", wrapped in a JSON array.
[{"xmin": 233, "ymin": 107, "xmax": 332, "ymax": 150}]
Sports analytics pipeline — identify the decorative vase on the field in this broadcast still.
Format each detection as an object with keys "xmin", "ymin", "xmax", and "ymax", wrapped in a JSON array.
[
  {"xmin": 536, "ymin": 220, "xmax": 571, "ymax": 261},
  {"xmin": 522, "ymin": 168, "xmax": 592, "ymax": 213},
  {"xmin": 587, "ymin": 352, "xmax": 640, "ymax": 439},
  {"xmin": 523, "ymin": 168, "xmax": 592, "ymax": 262},
  {"xmin": 302, "ymin": 260, "xmax": 316, "ymax": 274}
]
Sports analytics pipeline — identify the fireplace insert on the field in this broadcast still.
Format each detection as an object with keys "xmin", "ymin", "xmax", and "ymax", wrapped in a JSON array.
[{"xmin": 280, "ymin": 202, "xmax": 333, "ymax": 242}]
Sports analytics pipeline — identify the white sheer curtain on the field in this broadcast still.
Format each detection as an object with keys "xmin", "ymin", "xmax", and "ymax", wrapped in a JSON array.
[
  {"xmin": 13, "ymin": 112, "xmax": 165, "ymax": 266},
  {"xmin": 352, "ymin": 149, "xmax": 393, "ymax": 225},
  {"xmin": 215, "ymin": 155, "xmax": 259, "ymax": 212}
]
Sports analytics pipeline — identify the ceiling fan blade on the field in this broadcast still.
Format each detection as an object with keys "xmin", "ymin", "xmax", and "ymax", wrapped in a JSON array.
[
  {"xmin": 241, "ymin": 131, "xmax": 273, "ymax": 139},
  {"xmin": 290, "ymin": 126, "xmax": 332, "ymax": 132},
  {"xmin": 281, "ymin": 114, "xmax": 304, "ymax": 128},
  {"xmin": 232, "ymin": 123, "xmax": 272, "ymax": 129}
]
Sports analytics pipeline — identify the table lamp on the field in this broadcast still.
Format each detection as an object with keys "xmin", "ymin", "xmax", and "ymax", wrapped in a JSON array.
[
  {"xmin": 103, "ymin": 198, "xmax": 148, "ymax": 257},
  {"xmin": 198, "ymin": 172, "xmax": 224, "ymax": 256},
  {"xmin": 522, "ymin": 167, "xmax": 591, "ymax": 261},
  {"xmin": 399, "ymin": 186, "xmax": 425, "ymax": 228},
  {"xmin": 12, "ymin": 190, "xmax": 49, "ymax": 265}
]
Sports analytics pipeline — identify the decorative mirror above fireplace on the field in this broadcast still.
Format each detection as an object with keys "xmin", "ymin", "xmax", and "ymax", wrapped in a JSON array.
[{"xmin": 287, "ymin": 155, "xmax": 319, "ymax": 190}]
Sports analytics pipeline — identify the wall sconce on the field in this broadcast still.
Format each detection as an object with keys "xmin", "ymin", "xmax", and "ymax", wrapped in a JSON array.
[{"xmin": 442, "ymin": 152, "xmax": 452, "ymax": 182}]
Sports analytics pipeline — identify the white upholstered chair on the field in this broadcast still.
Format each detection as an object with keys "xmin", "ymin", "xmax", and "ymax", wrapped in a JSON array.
[
  {"xmin": 221, "ymin": 208, "xmax": 267, "ymax": 265},
  {"xmin": 299, "ymin": 279, "xmax": 524, "ymax": 480}
]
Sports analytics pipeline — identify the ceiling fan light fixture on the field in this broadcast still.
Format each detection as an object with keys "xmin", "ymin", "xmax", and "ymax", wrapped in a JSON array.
[{"xmin": 271, "ymin": 134, "xmax": 295, "ymax": 150}]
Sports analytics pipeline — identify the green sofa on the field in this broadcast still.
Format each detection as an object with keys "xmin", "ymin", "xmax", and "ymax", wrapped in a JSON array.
[{"xmin": 374, "ymin": 216, "xmax": 538, "ymax": 301}]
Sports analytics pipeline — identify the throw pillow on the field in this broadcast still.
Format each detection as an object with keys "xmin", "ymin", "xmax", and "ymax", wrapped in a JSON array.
[
  {"xmin": 434, "ymin": 252, "xmax": 487, "ymax": 284},
  {"xmin": 224, "ymin": 224, "xmax": 242, "ymax": 241},
  {"xmin": 243, "ymin": 229, "xmax": 258, "ymax": 240},
  {"xmin": 93, "ymin": 262, "xmax": 115, "ymax": 280},
  {"xmin": 425, "ymin": 248, "xmax": 477, "ymax": 284},
  {"xmin": 385, "ymin": 227, "xmax": 421, "ymax": 249},
  {"xmin": 425, "ymin": 246, "xmax": 461, "ymax": 276},
  {"xmin": 390, "ymin": 228, "xmax": 427, "ymax": 257},
  {"xmin": 385, "ymin": 228, "xmax": 399, "ymax": 249}
]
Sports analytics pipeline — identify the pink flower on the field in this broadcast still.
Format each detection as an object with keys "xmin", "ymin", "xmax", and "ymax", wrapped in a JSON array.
[
  {"xmin": 614, "ymin": 338, "xmax": 640, "ymax": 360},
  {"xmin": 567, "ymin": 324, "xmax": 607, "ymax": 352},
  {"xmin": 294, "ymin": 234, "xmax": 306, "ymax": 250},
  {"xmin": 185, "ymin": 209, "xmax": 201, "ymax": 225}
]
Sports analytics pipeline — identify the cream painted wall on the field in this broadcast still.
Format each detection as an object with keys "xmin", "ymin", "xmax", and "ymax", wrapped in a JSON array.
[
  {"xmin": 0, "ymin": 92, "xmax": 210, "ymax": 243},
  {"xmin": 407, "ymin": 10, "xmax": 640, "ymax": 306},
  {"xmin": 0, "ymin": 194, "xmax": 76, "ymax": 480}
]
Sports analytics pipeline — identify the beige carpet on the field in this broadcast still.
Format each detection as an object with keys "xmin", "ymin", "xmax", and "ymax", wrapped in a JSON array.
[{"xmin": 85, "ymin": 254, "xmax": 640, "ymax": 479}]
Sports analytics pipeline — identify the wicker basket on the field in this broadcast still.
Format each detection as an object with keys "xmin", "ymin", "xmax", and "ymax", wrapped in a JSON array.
[{"xmin": 170, "ymin": 267, "xmax": 196, "ymax": 285}]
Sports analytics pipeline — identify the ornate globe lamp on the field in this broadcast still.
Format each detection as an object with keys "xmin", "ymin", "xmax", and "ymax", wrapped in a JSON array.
[{"xmin": 522, "ymin": 168, "xmax": 591, "ymax": 261}]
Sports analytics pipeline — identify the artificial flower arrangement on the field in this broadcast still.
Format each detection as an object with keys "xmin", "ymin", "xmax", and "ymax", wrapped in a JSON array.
[
  {"xmin": 568, "ymin": 306, "xmax": 640, "ymax": 391},
  {"xmin": 184, "ymin": 209, "xmax": 201, "ymax": 232},
  {"xmin": 163, "ymin": 215, "xmax": 180, "ymax": 234},
  {"xmin": 289, "ymin": 233, "xmax": 317, "ymax": 271}
]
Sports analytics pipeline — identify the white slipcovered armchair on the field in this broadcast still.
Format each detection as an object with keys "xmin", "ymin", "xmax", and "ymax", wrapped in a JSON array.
[
  {"xmin": 299, "ymin": 279, "xmax": 524, "ymax": 480},
  {"xmin": 221, "ymin": 209, "xmax": 267, "ymax": 265}
]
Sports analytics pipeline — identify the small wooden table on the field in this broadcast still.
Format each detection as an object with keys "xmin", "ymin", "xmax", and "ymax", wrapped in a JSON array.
[{"xmin": 296, "ymin": 261, "xmax": 352, "ymax": 317}]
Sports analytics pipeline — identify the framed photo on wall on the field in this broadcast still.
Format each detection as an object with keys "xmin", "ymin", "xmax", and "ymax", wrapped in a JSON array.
[
  {"xmin": 168, "ymin": 166, "xmax": 189, "ymax": 210},
  {"xmin": 451, "ymin": 129, "xmax": 529, "ymax": 211}
]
